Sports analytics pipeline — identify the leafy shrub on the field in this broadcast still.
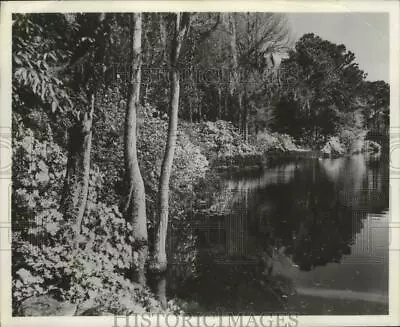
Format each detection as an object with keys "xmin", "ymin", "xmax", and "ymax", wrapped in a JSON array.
[
  {"xmin": 320, "ymin": 136, "xmax": 346, "ymax": 157},
  {"xmin": 185, "ymin": 120, "xmax": 261, "ymax": 166},
  {"xmin": 339, "ymin": 128, "xmax": 367, "ymax": 154},
  {"xmin": 255, "ymin": 131, "xmax": 298, "ymax": 153},
  {"xmin": 13, "ymin": 202, "xmax": 165, "ymax": 314},
  {"xmin": 12, "ymin": 127, "xmax": 165, "ymax": 315},
  {"xmin": 12, "ymin": 129, "xmax": 67, "ymax": 235},
  {"xmin": 138, "ymin": 104, "xmax": 209, "ymax": 207}
]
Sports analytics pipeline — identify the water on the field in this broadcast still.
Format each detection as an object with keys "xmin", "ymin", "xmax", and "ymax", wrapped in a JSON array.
[{"xmin": 166, "ymin": 154, "xmax": 389, "ymax": 315}]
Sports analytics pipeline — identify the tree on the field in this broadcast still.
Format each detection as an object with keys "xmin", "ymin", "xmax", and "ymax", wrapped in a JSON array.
[
  {"xmin": 60, "ymin": 13, "xmax": 108, "ymax": 237},
  {"xmin": 361, "ymin": 80, "xmax": 389, "ymax": 138},
  {"xmin": 12, "ymin": 13, "xmax": 106, "ymax": 237},
  {"xmin": 59, "ymin": 100, "xmax": 94, "ymax": 237},
  {"xmin": 274, "ymin": 33, "xmax": 367, "ymax": 146},
  {"xmin": 152, "ymin": 12, "xmax": 192, "ymax": 273},
  {"xmin": 192, "ymin": 13, "xmax": 292, "ymax": 139},
  {"xmin": 12, "ymin": 13, "xmax": 73, "ymax": 139},
  {"xmin": 123, "ymin": 13, "xmax": 148, "ymax": 285},
  {"xmin": 234, "ymin": 13, "xmax": 293, "ymax": 140}
]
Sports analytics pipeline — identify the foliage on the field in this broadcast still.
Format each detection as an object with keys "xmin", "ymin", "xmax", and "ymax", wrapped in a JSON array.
[
  {"xmin": 90, "ymin": 85, "xmax": 126, "ymax": 206},
  {"xmin": 137, "ymin": 105, "xmax": 207, "ymax": 277},
  {"xmin": 273, "ymin": 33, "xmax": 370, "ymax": 147},
  {"xmin": 12, "ymin": 14, "xmax": 74, "ymax": 115},
  {"xmin": 12, "ymin": 129, "xmax": 165, "ymax": 314},
  {"xmin": 13, "ymin": 203, "xmax": 165, "ymax": 314},
  {"xmin": 12, "ymin": 129, "xmax": 67, "ymax": 234},
  {"xmin": 255, "ymin": 131, "xmax": 298, "ymax": 153},
  {"xmin": 186, "ymin": 120, "xmax": 261, "ymax": 165},
  {"xmin": 361, "ymin": 80, "xmax": 390, "ymax": 139},
  {"xmin": 320, "ymin": 136, "xmax": 346, "ymax": 157},
  {"xmin": 11, "ymin": 12, "xmax": 390, "ymax": 316}
]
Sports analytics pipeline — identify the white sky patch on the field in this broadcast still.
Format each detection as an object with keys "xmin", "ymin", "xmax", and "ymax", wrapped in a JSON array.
[{"xmin": 288, "ymin": 13, "xmax": 389, "ymax": 82}]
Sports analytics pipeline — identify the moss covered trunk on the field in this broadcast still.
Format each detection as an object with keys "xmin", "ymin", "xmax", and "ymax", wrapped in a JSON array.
[{"xmin": 60, "ymin": 96, "xmax": 94, "ymax": 237}]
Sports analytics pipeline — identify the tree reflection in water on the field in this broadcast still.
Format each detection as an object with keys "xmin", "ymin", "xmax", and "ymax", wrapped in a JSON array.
[{"xmin": 162, "ymin": 155, "xmax": 388, "ymax": 313}]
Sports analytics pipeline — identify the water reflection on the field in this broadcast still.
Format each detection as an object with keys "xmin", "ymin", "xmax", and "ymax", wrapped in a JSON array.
[{"xmin": 166, "ymin": 155, "xmax": 389, "ymax": 314}]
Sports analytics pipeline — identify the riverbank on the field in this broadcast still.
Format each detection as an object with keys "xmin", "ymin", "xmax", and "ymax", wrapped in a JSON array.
[
  {"xmin": 179, "ymin": 119, "xmax": 382, "ymax": 170},
  {"xmin": 12, "ymin": 113, "xmax": 386, "ymax": 316}
]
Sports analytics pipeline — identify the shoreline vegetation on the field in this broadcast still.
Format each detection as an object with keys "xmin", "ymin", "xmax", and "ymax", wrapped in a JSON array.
[
  {"xmin": 14, "ymin": 111, "xmax": 385, "ymax": 316},
  {"xmin": 12, "ymin": 12, "xmax": 388, "ymax": 316},
  {"xmin": 185, "ymin": 119, "xmax": 383, "ymax": 170}
]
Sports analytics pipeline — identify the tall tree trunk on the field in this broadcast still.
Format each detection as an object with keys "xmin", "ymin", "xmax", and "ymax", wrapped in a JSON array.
[
  {"xmin": 189, "ymin": 97, "xmax": 193, "ymax": 123},
  {"xmin": 198, "ymin": 102, "xmax": 202, "ymax": 122},
  {"xmin": 152, "ymin": 12, "xmax": 191, "ymax": 273},
  {"xmin": 224, "ymin": 89, "xmax": 228, "ymax": 119},
  {"xmin": 123, "ymin": 13, "xmax": 148, "ymax": 285},
  {"xmin": 159, "ymin": 14, "xmax": 168, "ymax": 63},
  {"xmin": 217, "ymin": 86, "xmax": 222, "ymax": 120},
  {"xmin": 60, "ymin": 12, "xmax": 106, "ymax": 241},
  {"xmin": 228, "ymin": 13, "xmax": 243, "ymax": 131},
  {"xmin": 60, "ymin": 95, "xmax": 94, "ymax": 238},
  {"xmin": 242, "ymin": 95, "xmax": 249, "ymax": 142}
]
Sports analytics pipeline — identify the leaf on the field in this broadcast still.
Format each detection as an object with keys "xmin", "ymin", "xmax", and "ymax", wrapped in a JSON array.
[
  {"xmin": 32, "ymin": 76, "xmax": 39, "ymax": 93},
  {"xmin": 51, "ymin": 100, "xmax": 58, "ymax": 113},
  {"xmin": 15, "ymin": 268, "xmax": 43, "ymax": 284},
  {"xmin": 36, "ymin": 171, "xmax": 49, "ymax": 184},
  {"xmin": 48, "ymin": 52, "xmax": 57, "ymax": 62},
  {"xmin": 88, "ymin": 289, "xmax": 97, "ymax": 299},
  {"xmin": 37, "ymin": 160, "xmax": 48, "ymax": 172},
  {"xmin": 46, "ymin": 222, "xmax": 59, "ymax": 236},
  {"xmin": 40, "ymin": 79, "xmax": 46, "ymax": 99},
  {"xmin": 24, "ymin": 70, "xmax": 32, "ymax": 85},
  {"xmin": 13, "ymin": 55, "xmax": 22, "ymax": 65}
]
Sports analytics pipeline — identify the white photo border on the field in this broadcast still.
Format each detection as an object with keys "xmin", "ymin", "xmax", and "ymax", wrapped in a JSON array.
[{"xmin": 1, "ymin": 1, "xmax": 399, "ymax": 326}]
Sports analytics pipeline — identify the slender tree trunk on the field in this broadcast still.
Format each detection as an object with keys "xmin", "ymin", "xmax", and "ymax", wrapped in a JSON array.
[
  {"xmin": 60, "ymin": 12, "xmax": 106, "ymax": 241},
  {"xmin": 159, "ymin": 14, "xmax": 168, "ymax": 63},
  {"xmin": 224, "ymin": 90, "xmax": 228, "ymax": 119},
  {"xmin": 152, "ymin": 12, "xmax": 191, "ymax": 273},
  {"xmin": 60, "ymin": 95, "xmax": 94, "ymax": 238},
  {"xmin": 229, "ymin": 13, "xmax": 243, "ymax": 132},
  {"xmin": 217, "ymin": 86, "xmax": 222, "ymax": 120},
  {"xmin": 123, "ymin": 13, "xmax": 148, "ymax": 285},
  {"xmin": 198, "ymin": 102, "xmax": 202, "ymax": 122},
  {"xmin": 238, "ymin": 94, "xmax": 243, "ymax": 133},
  {"xmin": 189, "ymin": 97, "xmax": 193, "ymax": 123},
  {"xmin": 243, "ymin": 96, "xmax": 249, "ymax": 142}
]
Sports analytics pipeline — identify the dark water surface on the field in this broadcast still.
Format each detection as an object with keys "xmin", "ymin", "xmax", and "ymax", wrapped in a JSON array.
[{"xmin": 165, "ymin": 154, "xmax": 389, "ymax": 315}]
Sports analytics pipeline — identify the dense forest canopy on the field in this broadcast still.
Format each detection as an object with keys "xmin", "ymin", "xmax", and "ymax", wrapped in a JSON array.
[{"xmin": 12, "ymin": 12, "xmax": 389, "ymax": 315}]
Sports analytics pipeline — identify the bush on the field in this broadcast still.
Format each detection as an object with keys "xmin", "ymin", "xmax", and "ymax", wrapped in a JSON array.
[
  {"xmin": 255, "ymin": 131, "xmax": 298, "ymax": 154},
  {"xmin": 185, "ymin": 120, "xmax": 261, "ymax": 166},
  {"xmin": 339, "ymin": 129, "xmax": 367, "ymax": 154},
  {"xmin": 12, "ymin": 128, "xmax": 166, "ymax": 315},
  {"xmin": 320, "ymin": 136, "xmax": 346, "ymax": 157},
  {"xmin": 12, "ymin": 129, "xmax": 67, "ymax": 238},
  {"xmin": 13, "ymin": 202, "xmax": 165, "ymax": 314},
  {"xmin": 138, "ymin": 104, "xmax": 209, "ymax": 202}
]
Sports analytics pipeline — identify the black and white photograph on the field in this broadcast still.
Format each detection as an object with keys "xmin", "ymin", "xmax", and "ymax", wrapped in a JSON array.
[{"xmin": 0, "ymin": 1, "xmax": 399, "ymax": 326}]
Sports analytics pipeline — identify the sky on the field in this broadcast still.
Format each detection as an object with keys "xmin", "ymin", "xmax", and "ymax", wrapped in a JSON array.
[{"xmin": 287, "ymin": 13, "xmax": 389, "ymax": 82}]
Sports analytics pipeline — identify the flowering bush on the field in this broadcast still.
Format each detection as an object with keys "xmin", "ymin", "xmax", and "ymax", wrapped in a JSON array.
[{"xmin": 255, "ymin": 131, "xmax": 298, "ymax": 153}]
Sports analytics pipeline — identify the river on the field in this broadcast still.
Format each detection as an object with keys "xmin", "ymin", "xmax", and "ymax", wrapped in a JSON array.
[{"xmin": 163, "ymin": 153, "xmax": 389, "ymax": 315}]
